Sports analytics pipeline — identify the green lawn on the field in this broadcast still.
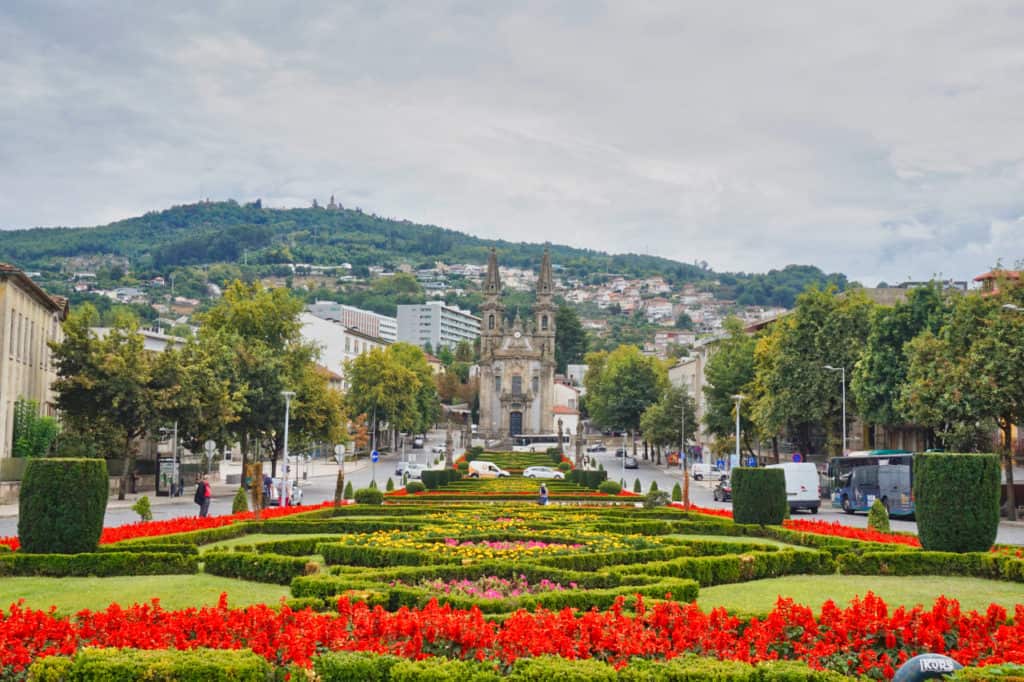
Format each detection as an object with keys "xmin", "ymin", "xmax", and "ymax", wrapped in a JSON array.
[
  {"xmin": 697, "ymin": 574, "xmax": 1024, "ymax": 615},
  {"xmin": 0, "ymin": 575, "xmax": 290, "ymax": 615}
]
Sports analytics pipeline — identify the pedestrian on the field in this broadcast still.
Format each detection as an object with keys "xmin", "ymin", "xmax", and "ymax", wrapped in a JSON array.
[
  {"xmin": 194, "ymin": 474, "xmax": 212, "ymax": 517},
  {"xmin": 538, "ymin": 483, "xmax": 548, "ymax": 506}
]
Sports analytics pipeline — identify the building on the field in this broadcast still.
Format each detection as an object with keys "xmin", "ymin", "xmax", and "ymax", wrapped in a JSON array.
[
  {"xmin": 668, "ymin": 335, "xmax": 724, "ymax": 449},
  {"xmin": 477, "ymin": 248, "xmax": 557, "ymax": 439},
  {"xmin": 299, "ymin": 313, "xmax": 391, "ymax": 390},
  {"xmin": 396, "ymin": 301, "xmax": 480, "ymax": 350},
  {"xmin": 305, "ymin": 301, "xmax": 397, "ymax": 342},
  {"xmin": 92, "ymin": 327, "xmax": 188, "ymax": 353},
  {"xmin": 565, "ymin": 363, "xmax": 588, "ymax": 388},
  {"xmin": 0, "ymin": 264, "xmax": 69, "ymax": 463},
  {"xmin": 974, "ymin": 270, "xmax": 1022, "ymax": 297}
]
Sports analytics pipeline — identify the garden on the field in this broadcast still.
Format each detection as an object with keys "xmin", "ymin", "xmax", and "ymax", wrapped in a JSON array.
[{"xmin": 1, "ymin": 454, "xmax": 1023, "ymax": 680}]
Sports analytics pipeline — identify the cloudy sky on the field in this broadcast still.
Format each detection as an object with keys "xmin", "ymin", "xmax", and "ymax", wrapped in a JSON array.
[{"xmin": 2, "ymin": 1, "xmax": 1023, "ymax": 284}]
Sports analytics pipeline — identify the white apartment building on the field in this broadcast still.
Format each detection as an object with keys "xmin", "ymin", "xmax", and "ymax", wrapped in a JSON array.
[
  {"xmin": 299, "ymin": 313, "xmax": 391, "ymax": 390},
  {"xmin": 396, "ymin": 301, "xmax": 480, "ymax": 350},
  {"xmin": 305, "ymin": 301, "xmax": 398, "ymax": 342},
  {"xmin": 0, "ymin": 264, "xmax": 68, "ymax": 462}
]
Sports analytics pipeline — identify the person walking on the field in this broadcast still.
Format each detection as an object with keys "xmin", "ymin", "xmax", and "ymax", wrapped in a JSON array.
[
  {"xmin": 538, "ymin": 483, "xmax": 549, "ymax": 506},
  {"xmin": 194, "ymin": 474, "xmax": 212, "ymax": 517}
]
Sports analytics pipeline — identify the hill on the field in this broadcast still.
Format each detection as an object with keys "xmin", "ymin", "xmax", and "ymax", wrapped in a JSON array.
[{"xmin": 0, "ymin": 200, "xmax": 848, "ymax": 307}]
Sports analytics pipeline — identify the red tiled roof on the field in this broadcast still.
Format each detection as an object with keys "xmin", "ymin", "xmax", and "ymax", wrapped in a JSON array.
[{"xmin": 552, "ymin": 405, "xmax": 579, "ymax": 415}]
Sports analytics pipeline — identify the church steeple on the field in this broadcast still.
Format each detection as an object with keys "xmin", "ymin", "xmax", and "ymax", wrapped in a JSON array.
[
  {"xmin": 537, "ymin": 247, "xmax": 554, "ymax": 298},
  {"xmin": 484, "ymin": 248, "xmax": 502, "ymax": 296}
]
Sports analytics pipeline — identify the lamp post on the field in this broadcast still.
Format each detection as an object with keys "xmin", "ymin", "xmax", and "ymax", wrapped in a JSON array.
[
  {"xmin": 281, "ymin": 391, "xmax": 295, "ymax": 504},
  {"xmin": 824, "ymin": 365, "xmax": 846, "ymax": 455},
  {"xmin": 681, "ymin": 387, "xmax": 690, "ymax": 507},
  {"xmin": 731, "ymin": 394, "xmax": 743, "ymax": 469}
]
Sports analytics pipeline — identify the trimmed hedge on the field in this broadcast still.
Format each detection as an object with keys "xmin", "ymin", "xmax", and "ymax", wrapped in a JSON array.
[
  {"xmin": 202, "ymin": 551, "xmax": 311, "ymax": 584},
  {"xmin": 420, "ymin": 469, "xmax": 461, "ymax": 490},
  {"xmin": 18, "ymin": 457, "xmax": 108, "ymax": 554},
  {"xmin": 914, "ymin": 452, "xmax": 1000, "ymax": 553},
  {"xmin": 27, "ymin": 647, "xmax": 273, "ymax": 681},
  {"xmin": 354, "ymin": 487, "xmax": 384, "ymax": 505},
  {"xmin": 731, "ymin": 467, "xmax": 787, "ymax": 526},
  {"xmin": 567, "ymin": 469, "xmax": 608, "ymax": 489},
  {"xmin": 837, "ymin": 551, "xmax": 1010, "ymax": 580},
  {"xmin": 598, "ymin": 480, "xmax": 622, "ymax": 495},
  {"xmin": 405, "ymin": 481, "xmax": 426, "ymax": 493},
  {"xmin": 0, "ymin": 551, "xmax": 197, "ymax": 577}
]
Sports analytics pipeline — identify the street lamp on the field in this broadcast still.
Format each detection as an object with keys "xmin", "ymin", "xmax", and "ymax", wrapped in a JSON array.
[
  {"xmin": 731, "ymin": 395, "xmax": 743, "ymax": 468},
  {"xmin": 281, "ymin": 391, "xmax": 295, "ymax": 503},
  {"xmin": 824, "ymin": 365, "xmax": 846, "ymax": 455}
]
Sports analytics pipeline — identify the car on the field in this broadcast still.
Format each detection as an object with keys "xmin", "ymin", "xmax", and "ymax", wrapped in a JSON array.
[
  {"xmin": 691, "ymin": 462, "xmax": 723, "ymax": 481},
  {"xmin": 412, "ymin": 436, "xmax": 425, "ymax": 449},
  {"xmin": 614, "ymin": 447, "xmax": 628, "ymax": 457},
  {"xmin": 586, "ymin": 443, "xmax": 607, "ymax": 453},
  {"xmin": 467, "ymin": 460, "xmax": 511, "ymax": 479},
  {"xmin": 623, "ymin": 456, "xmax": 639, "ymax": 469},
  {"xmin": 403, "ymin": 463, "xmax": 428, "ymax": 480},
  {"xmin": 713, "ymin": 476, "xmax": 732, "ymax": 502},
  {"xmin": 522, "ymin": 466, "xmax": 565, "ymax": 480},
  {"xmin": 431, "ymin": 445, "xmax": 445, "ymax": 454}
]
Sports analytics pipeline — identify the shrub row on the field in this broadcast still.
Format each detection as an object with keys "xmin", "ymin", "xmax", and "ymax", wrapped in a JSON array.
[
  {"xmin": 420, "ymin": 469, "xmax": 462, "ymax": 489},
  {"xmin": 97, "ymin": 543, "xmax": 199, "ymax": 555},
  {"xmin": 0, "ymin": 551, "xmax": 197, "ymax": 577},
  {"xmin": 27, "ymin": 647, "xmax": 274, "ymax": 681},
  {"xmin": 837, "ymin": 551, "xmax": 1024, "ymax": 581},
  {"xmin": 606, "ymin": 550, "xmax": 834, "ymax": 587},
  {"xmin": 566, "ymin": 469, "xmax": 608, "ymax": 489},
  {"xmin": 311, "ymin": 651, "xmax": 850, "ymax": 681},
  {"xmin": 202, "ymin": 551, "xmax": 312, "ymax": 584},
  {"xmin": 119, "ymin": 522, "xmax": 252, "ymax": 547},
  {"xmin": 233, "ymin": 536, "xmax": 339, "ymax": 556},
  {"xmin": 536, "ymin": 546, "xmax": 694, "ymax": 571},
  {"xmin": 259, "ymin": 519, "xmax": 426, "ymax": 535}
]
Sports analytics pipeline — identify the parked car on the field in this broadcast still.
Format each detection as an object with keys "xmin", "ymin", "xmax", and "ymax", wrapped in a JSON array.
[
  {"xmin": 431, "ymin": 445, "xmax": 445, "ymax": 454},
  {"xmin": 412, "ymin": 436, "xmax": 425, "ymax": 449},
  {"xmin": 713, "ymin": 476, "xmax": 732, "ymax": 502},
  {"xmin": 766, "ymin": 462, "xmax": 820, "ymax": 513},
  {"xmin": 586, "ymin": 443, "xmax": 607, "ymax": 453},
  {"xmin": 691, "ymin": 463, "xmax": 723, "ymax": 481},
  {"xmin": 467, "ymin": 460, "xmax": 511, "ymax": 479},
  {"xmin": 615, "ymin": 447, "xmax": 628, "ymax": 457},
  {"xmin": 403, "ymin": 463, "xmax": 428, "ymax": 480},
  {"xmin": 623, "ymin": 456, "xmax": 639, "ymax": 469},
  {"xmin": 522, "ymin": 466, "xmax": 565, "ymax": 480}
]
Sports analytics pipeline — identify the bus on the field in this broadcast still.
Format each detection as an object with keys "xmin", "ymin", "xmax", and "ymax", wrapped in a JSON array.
[
  {"xmin": 828, "ymin": 450, "xmax": 914, "ymax": 517},
  {"xmin": 511, "ymin": 434, "xmax": 570, "ymax": 452}
]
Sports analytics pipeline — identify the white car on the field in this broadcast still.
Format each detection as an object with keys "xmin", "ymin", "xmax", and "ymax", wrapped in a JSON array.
[
  {"xmin": 403, "ymin": 463, "xmax": 429, "ymax": 480},
  {"xmin": 431, "ymin": 445, "xmax": 445, "ymax": 454},
  {"xmin": 522, "ymin": 466, "xmax": 565, "ymax": 480}
]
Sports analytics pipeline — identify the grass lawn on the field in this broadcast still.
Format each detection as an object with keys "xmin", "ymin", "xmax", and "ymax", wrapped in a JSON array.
[
  {"xmin": 0, "ymin": 575, "xmax": 290, "ymax": 615},
  {"xmin": 697, "ymin": 575, "xmax": 1024, "ymax": 615}
]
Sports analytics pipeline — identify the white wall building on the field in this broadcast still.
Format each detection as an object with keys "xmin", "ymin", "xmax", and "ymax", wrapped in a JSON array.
[
  {"xmin": 305, "ymin": 301, "xmax": 397, "ymax": 342},
  {"xmin": 396, "ymin": 301, "xmax": 480, "ymax": 350},
  {"xmin": 300, "ymin": 312, "xmax": 391, "ymax": 390}
]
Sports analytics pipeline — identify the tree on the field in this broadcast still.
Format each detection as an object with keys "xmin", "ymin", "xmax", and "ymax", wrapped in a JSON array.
[
  {"xmin": 675, "ymin": 312, "xmax": 694, "ymax": 330},
  {"xmin": 454, "ymin": 340, "xmax": 475, "ymax": 363},
  {"xmin": 555, "ymin": 304, "xmax": 587, "ymax": 373},
  {"xmin": 345, "ymin": 347, "xmax": 420, "ymax": 446},
  {"xmin": 11, "ymin": 398, "xmax": 60, "ymax": 458},
  {"xmin": 584, "ymin": 345, "xmax": 666, "ymax": 452},
  {"xmin": 640, "ymin": 385, "xmax": 697, "ymax": 462},
  {"xmin": 703, "ymin": 318, "xmax": 758, "ymax": 455}
]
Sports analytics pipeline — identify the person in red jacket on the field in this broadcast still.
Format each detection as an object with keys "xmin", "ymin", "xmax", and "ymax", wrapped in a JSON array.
[{"xmin": 194, "ymin": 474, "xmax": 212, "ymax": 517}]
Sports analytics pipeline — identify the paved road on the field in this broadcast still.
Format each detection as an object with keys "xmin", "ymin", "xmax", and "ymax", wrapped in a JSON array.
[{"xmin": 3, "ymin": 431, "xmax": 1023, "ymax": 545}]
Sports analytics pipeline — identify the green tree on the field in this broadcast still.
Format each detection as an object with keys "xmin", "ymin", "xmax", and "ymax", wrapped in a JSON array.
[
  {"xmin": 703, "ymin": 318, "xmax": 758, "ymax": 454},
  {"xmin": 675, "ymin": 312, "xmax": 694, "ymax": 330},
  {"xmin": 555, "ymin": 304, "xmax": 588, "ymax": 373},
  {"xmin": 584, "ymin": 345, "xmax": 666, "ymax": 452},
  {"xmin": 640, "ymin": 385, "xmax": 697, "ymax": 463},
  {"xmin": 11, "ymin": 398, "xmax": 60, "ymax": 458}
]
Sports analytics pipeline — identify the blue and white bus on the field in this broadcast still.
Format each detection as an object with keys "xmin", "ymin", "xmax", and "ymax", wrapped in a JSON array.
[
  {"xmin": 511, "ymin": 434, "xmax": 570, "ymax": 452},
  {"xmin": 828, "ymin": 450, "xmax": 914, "ymax": 517}
]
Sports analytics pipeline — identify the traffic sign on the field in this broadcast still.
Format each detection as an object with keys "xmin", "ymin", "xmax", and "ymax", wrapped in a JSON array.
[
  {"xmin": 792, "ymin": 453, "xmax": 802, "ymax": 463},
  {"xmin": 333, "ymin": 444, "xmax": 345, "ymax": 456},
  {"xmin": 371, "ymin": 450, "xmax": 379, "ymax": 463},
  {"xmin": 204, "ymin": 439, "xmax": 216, "ymax": 454}
]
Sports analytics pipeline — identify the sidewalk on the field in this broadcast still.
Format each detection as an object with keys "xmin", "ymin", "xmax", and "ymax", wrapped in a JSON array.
[{"xmin": 0, "ymin": 457, "xmax": 370, "ymax": 520}]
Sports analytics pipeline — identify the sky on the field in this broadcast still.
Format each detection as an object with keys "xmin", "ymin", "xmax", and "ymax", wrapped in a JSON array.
[{"xmin": 1, "ymin": 1, "xmax": 1022, "ymax": 285}]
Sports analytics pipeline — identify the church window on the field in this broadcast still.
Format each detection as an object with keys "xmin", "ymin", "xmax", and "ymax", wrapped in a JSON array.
[
  {"xmin": 495, "ymin": 376, "xmax": 502, "ymax": 393},
  {"xmin": 532, "ymin": 376, "xmax": 539, "ymax": 394},
  {"xmin": 541, "ymin": 315, "xmax": 548, "ymax": 330},
  {"xmin": 488, "ymin": 314, "xmax": 495, "ymax": 330},
  {"xmin": 512, "ymin": 375, "xmax": 522, "ymax": 396}
]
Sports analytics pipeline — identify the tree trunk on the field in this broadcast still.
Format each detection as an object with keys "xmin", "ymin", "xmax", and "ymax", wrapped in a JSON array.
[
  {"xmin": 118, "ymin": 435, "xmax": 134, "ymax": 501},
  {"xmin": 772, "ymin": 436, "xmax": 780, "ymax": 464},
  {"xmin": 1004, "ymin": 422, "xmax": 1017, "ymax": 522},
  {"xmin": 656, "ymin": 444, "xmax": 662, "ymax": 466}
]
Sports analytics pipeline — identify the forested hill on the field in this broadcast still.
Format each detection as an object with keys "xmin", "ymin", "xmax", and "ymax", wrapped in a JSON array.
[{"xmin": 0, "ymin": 200, "xmax": 848, "ymax": 306}]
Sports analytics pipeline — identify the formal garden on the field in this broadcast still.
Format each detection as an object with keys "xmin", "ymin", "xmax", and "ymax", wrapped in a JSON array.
[{"xmin": 1, "ymin": 454, "xmax": 1023, "ymax": 680}]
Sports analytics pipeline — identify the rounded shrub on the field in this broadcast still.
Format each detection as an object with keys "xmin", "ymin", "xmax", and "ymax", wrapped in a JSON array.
[
  {"xmin": 405, "ymin": 480, "xmax": 426, "ymax": 494},
  {"xmin": 914, "ymin": 453, "xmax": 1000, "ymax": 552},
  {"xmin": 456, "ymin": 460, "xmax": 469, "ymax": 472},
  {"xmin": 867, "ymin": 498, "xmax": 890, "ymax": 533},
  {"xmin": 557, "ymin": 461, "xmax": 571, "ymax": 472},
  {"xmin": 671, "ymin": 482, "xmax": 682, "ymax": 502},
  {"xmin": 731, "ymin": 467, "xmax": 787, "ymax": 526},
  {"xmin": 18, "ymin": 458, "xmax": 108, "ymax": 553},
  {"xmin": 131, "ymin": 495, "xmax": 153, "ymax": 521},
  {"xmin": 231, "ymin": 487, "xmax": 249, "ymax": 514},
  {"xmin": 598, "ymin": 480, "xmax": 622, "ymax": 495},
  {"xmin": 353, "ymin": 487, "xmax": 384, "ymax": 505}
]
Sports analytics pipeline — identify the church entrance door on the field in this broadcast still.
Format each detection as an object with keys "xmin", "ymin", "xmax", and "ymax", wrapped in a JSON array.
[{"xmin": 509, "ymin": 411, "xmax": 523, "ymax": 436}]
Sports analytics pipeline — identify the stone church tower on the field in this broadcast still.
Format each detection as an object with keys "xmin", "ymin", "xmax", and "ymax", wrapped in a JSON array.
[{"xmin": 478, "ymin": 248, "xmax": 557, "ymax": 439}]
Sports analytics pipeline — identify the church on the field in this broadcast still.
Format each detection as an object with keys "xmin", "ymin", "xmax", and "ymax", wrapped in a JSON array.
[{"xmin": 477, "ymin": 248, "xmax": 557, "ymax": 439}]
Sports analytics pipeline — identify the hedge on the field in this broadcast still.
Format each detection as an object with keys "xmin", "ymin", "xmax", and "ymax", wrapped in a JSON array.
[
  {"xmin": 355, "ymin": 487, "xmax": 385, "ymax": 505},
  {"xmin": 598, "ymin": 480, "xmax": 622, "ymax": 495},
  {"xmin": 420, "ymin": 469, "xmax": 461, "ymax": 490},
  {"xmin": 18, "ymin": 457, "xmax": 108, "ymax": 554},
  {"xmin": 97, "ymin": 543, "xmax": 199, "ymax": 555},
  {"xmin": 951, "ymin": 663, "xmax": 1024, "ymax": 679},
  {"xmin": 731, "ymin": 467, "xmax": 787, "ymax": 526},
  {"xmin": 837, "ymin": 551, "xmax": 1011, "ymax": 580},
  {"xmin": 0, "ymin": 551, "xmax": 197, "ymax": 577},
  {"xmin": 606, "ymin": 550, "xmax": 834, "ymax": 587},
  {"xmin": 27, "ymin": 647, "xmax": 274, "ymax": 681},
  {"xmin": 202, "ymin": 551, "xmax": 312, "ymax": 584},
  {"xmin": 914, "ymin": 453, "xmax": 1001, "ymax": 553}
]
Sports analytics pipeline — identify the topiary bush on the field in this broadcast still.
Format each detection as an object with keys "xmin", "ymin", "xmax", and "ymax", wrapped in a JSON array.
[
  {"xmin": 405, "ymin": 480, "xmax": 426, "ymax": 494},
  {"xmin": 131, "ymin": 495, "xmax": 153, "ymax": 521},
  {"xmin": 18, "ymin": 458, "xmax": 108, "ymax": 553},
  {"xmin": 457, "ymin": 460, "xmax": 469, "ymax": 472},
  {"xmin": 867, "ymin": 498, "xmax": 890, "ymax": 533},
  {"xmin": 914, "ymin": 453, "xmax": 1000, "ymax": 552},
  {"xmin": 231, "ymin": 487, "xmax": 249, "ymax": 514},
  {"xmin": 598, "ymin": 480, "xmax": 622, "ymax": 495},
  {"xmin": 368, "ymin": 479, "xmax": 378, "ymax": 490},
  {"xmin": 343, "ymin": 481, "xmax": 354, "ymax": 500},
  {"xmin": 385, "ymin": 478, "xmax": 395, "ymax": 492},
  {"xmin": 354, "ymin": 487, "xmax": 384, "ymax": 505},
  {"xmin": 644, "ymin": 490, "xmax": 671, "ymax": 509},
  {"xmin": 557, "ymin": 461, "xmax": 571, "ymax": 472},
  {"xmin": 672, "ymin": 482, "xmax": 682, "ymax": 502},
  {"xmin": 633, "ymin": 478, "xmax": 642, "ymax": 493},
  {"xmin": 731, "ymin": 467, "xmax": 787, "ymax": 526},
  {"xmin": 649, "ymin": 480, "xmax": 659, "ymax": 493}
]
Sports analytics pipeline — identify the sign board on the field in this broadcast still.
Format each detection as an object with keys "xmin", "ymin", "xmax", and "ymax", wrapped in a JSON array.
[
  {"xmin": 333, "ymin": 444, "xmax": 345, "ymax": 456},
  {"xmin": 371, "ymin": 450, "xmax": 379, "ymax": 463},
  {"xmin": 746, "ymin": 455, "xmax": 757, "ymax": 467},
  {"xmin": 204, "ymin": 439, "xmax": 216, "ymax": 456},
  {"xmin": 157, "ymin": 458, "xmax": 176, "ymax": 496},
  {"xmin": 792, "ymin": 453, "xmax": 803, "ymax": 463}
]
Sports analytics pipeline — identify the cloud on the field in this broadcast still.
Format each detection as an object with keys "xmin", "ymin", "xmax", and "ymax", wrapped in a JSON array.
[{"xmin": 0, "ymin": 1, "xmax": 1022, "ymax": 283}]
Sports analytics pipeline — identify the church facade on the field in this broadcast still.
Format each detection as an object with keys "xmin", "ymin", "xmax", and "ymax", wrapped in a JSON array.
[{"xmin": 477, "ymin": 248, "xmax": 557, "ymax": 439}]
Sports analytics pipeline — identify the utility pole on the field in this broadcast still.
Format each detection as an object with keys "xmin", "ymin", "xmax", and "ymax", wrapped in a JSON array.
[{"xmin": 681, "ymin": 389, "xmax": 689, "ymax": 507}]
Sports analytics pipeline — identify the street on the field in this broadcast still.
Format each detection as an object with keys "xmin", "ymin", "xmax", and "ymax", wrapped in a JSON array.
[{"xmin": 2, "ymin": 430, "xmax": 1023, "ymax": 545}]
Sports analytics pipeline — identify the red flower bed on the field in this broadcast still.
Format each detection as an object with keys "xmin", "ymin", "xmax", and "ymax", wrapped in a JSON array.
[
  {"xmin": 1, "ymin": 593, "xmax": 1022, "ymax": 678},
  {"xmin": 669, "ymin": 502, "xmax": 734, "ymax": 518},
  {"xmin": 782, "ymin": 518, "xmax": 921, "ymax": 548},
  {"xmin": 0, "ymin": 502, "xmax": 338, "ymax": 552}
]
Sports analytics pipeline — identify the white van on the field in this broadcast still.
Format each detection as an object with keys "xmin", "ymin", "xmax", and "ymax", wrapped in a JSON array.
[
  {"xmin": 691, "ymin": 462, "xmax": 724, "ymax": 481},
  {"xmin": 467, "ymin": 460, "xmax": 510, "ymax": 479},
  {"xmin": 766, "ymin": 462, "xmax": 820, "ymax": 513}
]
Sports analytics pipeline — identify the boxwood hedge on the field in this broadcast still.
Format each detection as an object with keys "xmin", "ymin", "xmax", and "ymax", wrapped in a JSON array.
[
  {"xmin": 18, "ymin": 457, "xmax": 108, "ymax": 554},
  {"xmin": 914, "ymin": 453, "xmax": 1001, "ymax": 553},
  {"xmin": 731, "ymin": 467, "xmax": 787, "ymax": 526}
]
